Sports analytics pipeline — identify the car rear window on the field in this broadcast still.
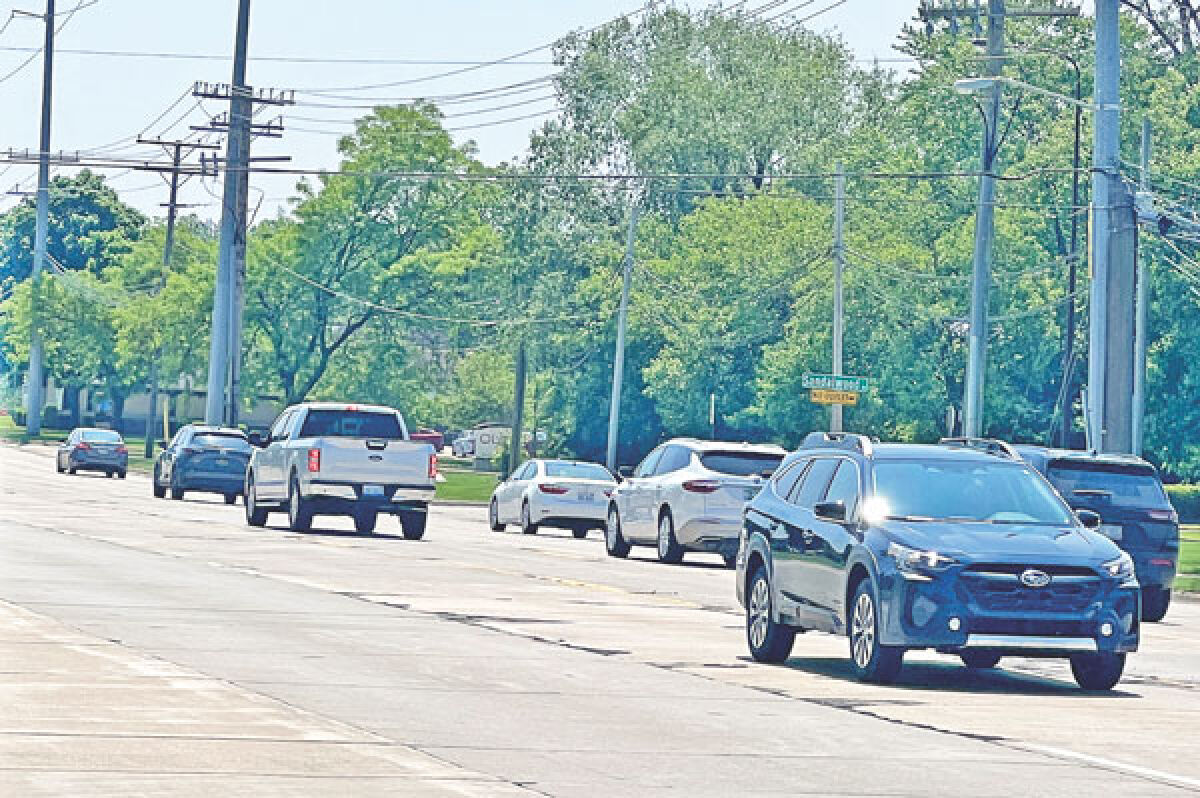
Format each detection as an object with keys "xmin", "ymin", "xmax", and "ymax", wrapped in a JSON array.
[
  {"xmin": 544, "ymin": 462, "xmax": 613, "ymax": 481},
  {"xmin": 299, "ymin": 410, "xmax": 403, "ymax": 439},
  {"xmin": 81, "ymin": 430, "xmax": 121, "ymax": 443},
  {"xmin": 192, "ymin": 433, "xmax": 251, "ymax": 451},
  {"xmin": 1047, "ymin": 463, "xmax": 1169, "ymax": 509},
  {"xmin": 699, "ymin": 452, "xmax": 783, "ymax": 477}
]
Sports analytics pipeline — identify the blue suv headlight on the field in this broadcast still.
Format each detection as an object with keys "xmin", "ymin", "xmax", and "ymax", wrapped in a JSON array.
[
  {"xmin": 1102, "ymin": 551, "xmax": 1136, "ymax": 583},
  {"xmin": 887, "ymin": 542, "xmax": 957, "ymax": 581}
]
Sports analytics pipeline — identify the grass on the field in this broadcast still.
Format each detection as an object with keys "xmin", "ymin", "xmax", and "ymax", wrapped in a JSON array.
[
  {"xmin": 436, "ymin": 469, "xmax": 499, "ymax": 503},
  {"xmin": 1178, "ymin": 526, "xmax": 1200, "ymax": 592}
]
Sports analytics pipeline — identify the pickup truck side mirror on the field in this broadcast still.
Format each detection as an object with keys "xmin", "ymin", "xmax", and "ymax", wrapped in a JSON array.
[
  {"xmin": 814, "ymin": 500, "xmax": 847, "ymax": 522},
  {"xmin": 1076, "ymin": 509, "xmax": 1102, "ymax": 529},
  {"xmin": 247, "ymin": 431, "xmax": 266, "ymax": 448}
]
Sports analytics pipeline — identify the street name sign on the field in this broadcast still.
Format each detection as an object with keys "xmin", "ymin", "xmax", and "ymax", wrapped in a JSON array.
[
  {"xmin": 810, "ymin": 389, "xmax": 860, "ymax": 406},
  {"xmin": 802, "ymin": 373, "xmax": 869, "ymax": 393}
]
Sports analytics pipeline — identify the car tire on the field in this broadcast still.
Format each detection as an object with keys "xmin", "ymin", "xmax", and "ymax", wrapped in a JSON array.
[
  {"xmin": 1070, "ymin": 652, "xmax": 1126, "ymax": 691},
  {"xmin": 488, "ymin": 499, "xmax": 505, "ymax": 532},
  {"xmin": 67, "ymin": 466, "xmax": 76, "ymax": 475},
  {"xmin": 605, "ymin": 505, "xmax": 631, "ymax": 559},
  {"xmin": 152, "ymin": 466, "xmax": 166, "ymax": 498},
  {"xmin": 245, "ymin": 475, "xmax": 269, "ymax": 527},
  {"xmin": 56, "ymin": 457, "xmax": 64, "ymax": 474},
  {"xmin": 287, "ymin": 476, "xmax": 313, "ymax": 532},
  {"xmin": 105, "ymin": 470, "xmax": 114, "ymax": 478},
  {"xmin": 848, "ymin": 579, "xmax": 904, "ymax": 684},
  {"xmin": 520, "ymin": 502, "xmax": 538, "ymax": 535},
  {"xmin": 746, "ymin": 565, "xmax": 796, "ymax": 663},
  {"xmin": 354, "ymin": 508, "xmax": 377, "ymax": 534},
  {"xmin": 656, "ymin": 510, "xmax": 684, "ymax": 564},
  {"xmin": 960, "ymin": 651, "xmax": 1002, "ymax": 670},
  {"xmin": 399, "ymin": 511, "xmax": 427, "ymax": 541},
  {"xmin": 224, "ymin": 493, "xmax": 237, "ymax": 506},
  {"xmin": 170, "ymin": 480, "xmax": 185, "ymax": 500},
  {"xmin": 1141, "ymin": 586, "xmax": 1171, "ymax": 622},
  {"xmin": 722, "ymin": 552, "xmax": 738, "ymax": 569},
  {"xmin": 572, "ymin": 526, "xmax": 588, "ymax": 540},
  {"xmin": 117, "ymin": 470, "xmax": 126, "ymax": 479}
]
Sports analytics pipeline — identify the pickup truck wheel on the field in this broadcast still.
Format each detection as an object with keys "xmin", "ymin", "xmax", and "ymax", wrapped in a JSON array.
[
  {"xmin": 605, "ymin": 506, "xmax": 630, "ymax": 558},
  {"xmin": 399, "ymin": 511, "xmax": 427, "ymax": 541},
  {"xmin": 520, "ymin": 502, "xmax": 538, "ymax": 535},
  {"xmin": 287, "ymin": 476, "xmax": 313, "ymax": 532},
  {"xmin": 488, "ymin": 499, "xmax": 505, "ymax": 532},
  {"xmin": 354, "ymin": 509, "xmax": 377, "ymax": 534},
  {"xmin": 245, "ymin": 475, "xmax": 269, "ymax": 527}
]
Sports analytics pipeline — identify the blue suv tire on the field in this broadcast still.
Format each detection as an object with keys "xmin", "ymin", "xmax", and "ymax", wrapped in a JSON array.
[
  {"xmin": 848, "ymin": 579, "xmax": 903, "ymax": 683},
  {"xmin": 746, "ymin": 566, "xmax": 795, "ymax": 663}
]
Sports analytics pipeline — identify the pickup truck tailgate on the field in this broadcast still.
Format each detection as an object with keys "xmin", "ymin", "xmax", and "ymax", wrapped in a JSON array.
[{"xmin": 313, "ymin": 437, "xmax": 434, "ymax": 486}]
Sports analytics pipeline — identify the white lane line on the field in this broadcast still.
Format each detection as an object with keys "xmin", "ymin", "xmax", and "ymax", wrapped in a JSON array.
[{"xmin": 1010, "ymin": 742, "xmax": 1200, "ymax": 792}]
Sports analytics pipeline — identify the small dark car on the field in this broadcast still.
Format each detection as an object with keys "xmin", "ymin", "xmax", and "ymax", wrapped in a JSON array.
[
  {"xmin": 57, "ymin": 428, "xmax": 128, "ymax": 478},
  {"xmin": 1016, "ymin": 445, "xmax": 1179, "ymax": 622},
  {"xmin": 153, "ymin": 425, "xmax": 252, "ymax": 504},
  {"xmin": 736, "ymin": 433, "xmax": 1140, "ymax": 691}
]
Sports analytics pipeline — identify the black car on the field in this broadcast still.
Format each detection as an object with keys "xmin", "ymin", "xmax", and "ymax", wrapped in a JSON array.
[
  {"xmin": 56, "ymin": 428, "xmax": 128, "ymax": 478},
  {"xmin": 736, "ymin": 433, "xmax": 1140, "ymax": 691},
  {"xmin": 153, "ymin": 425, "xmax": 252, "ymax": 504},
  {"xmin": 1016, "ymin": 445, "xmax": 1179, "ymax": 622}
]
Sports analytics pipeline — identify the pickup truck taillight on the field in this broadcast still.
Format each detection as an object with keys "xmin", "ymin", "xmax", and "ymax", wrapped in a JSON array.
[
  {"xmin": 428, "ymin": 453, "xmax": 438, "ymax": 479},
  {"xmin": 307, "ymin": 447, "xmax": 321, "ymax": 473}
]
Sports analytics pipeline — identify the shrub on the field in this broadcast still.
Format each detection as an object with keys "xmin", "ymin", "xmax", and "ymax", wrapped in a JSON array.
[{"xmin": 1166, "ymin": 485, "xmax": 1200, "ymax": 523}]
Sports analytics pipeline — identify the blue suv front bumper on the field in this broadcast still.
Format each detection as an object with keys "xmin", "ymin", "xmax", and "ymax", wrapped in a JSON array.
[{"xmin": 876, "ymin": 562, "xmax": 1140, "ymax": 656}]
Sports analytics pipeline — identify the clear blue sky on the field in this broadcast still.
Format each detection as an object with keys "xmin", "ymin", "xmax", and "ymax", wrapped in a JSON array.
[{"xmin": 0, "ymin": 1, "xmax": 917, "ymax": 221}]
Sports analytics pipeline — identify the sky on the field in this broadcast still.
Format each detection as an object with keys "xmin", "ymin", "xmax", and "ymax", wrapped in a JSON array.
[{"xmin": 0, "ymin": 1, "xmax": 918, "ymax": 222}]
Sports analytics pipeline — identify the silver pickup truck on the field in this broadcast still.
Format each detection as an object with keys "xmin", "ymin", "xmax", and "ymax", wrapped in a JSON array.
[{"xmin": 243, "ymin": 402, "xmax": 437, "ymax": 537}]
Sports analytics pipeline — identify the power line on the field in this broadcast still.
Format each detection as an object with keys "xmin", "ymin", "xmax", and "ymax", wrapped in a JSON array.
[
  {"xmin": 0, "ymin": 0, "xmax": 94, "ymax": 87},
  {"xmin": 0, "ymin": 45, "xmax": 557, "ymax": 65}
]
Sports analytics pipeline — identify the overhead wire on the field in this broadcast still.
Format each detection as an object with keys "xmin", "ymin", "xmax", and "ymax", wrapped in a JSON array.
[{"xmin": 0, "ymin": 0, "xmax": 96, "ymax": 87}]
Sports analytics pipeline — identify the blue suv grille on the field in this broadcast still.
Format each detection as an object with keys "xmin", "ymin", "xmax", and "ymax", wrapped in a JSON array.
[{"xmin": 960, "ymin": 565, "xmax": 1103, "ymax": 613}]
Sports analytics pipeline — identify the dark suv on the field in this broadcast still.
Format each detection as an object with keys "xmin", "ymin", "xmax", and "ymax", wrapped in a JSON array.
[
  {"xmin": 1016, "ymin": 445, "xmax": 1179, "ymax": 622},
  {"xmin": 735, "ymin": 433, "xmax": 1140, "ymax": 690}
]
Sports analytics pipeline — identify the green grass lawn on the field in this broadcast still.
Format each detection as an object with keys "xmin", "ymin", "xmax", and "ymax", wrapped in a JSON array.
[
  {"xmin": 436, "ymin": 469, "xmax": 498, "ymax": 503},
  {"xmin": 1177, "ymin": 526, "xmax": 1199, "ymax": 592}
]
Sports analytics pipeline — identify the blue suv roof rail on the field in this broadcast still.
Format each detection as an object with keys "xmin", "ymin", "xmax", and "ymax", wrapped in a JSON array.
[
  {"xmin": 799, "ymin": 431, "xmax": 873, "ymax": 457},
  {"xmin": 939, "ymin": 437, "xmax": 1018, "ymax": 459}
]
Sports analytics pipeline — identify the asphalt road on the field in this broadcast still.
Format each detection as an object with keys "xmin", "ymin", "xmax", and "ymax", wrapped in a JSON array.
[{"xmin": 1, "ymin": 441, "xmax": 1198, "ymax": 797}]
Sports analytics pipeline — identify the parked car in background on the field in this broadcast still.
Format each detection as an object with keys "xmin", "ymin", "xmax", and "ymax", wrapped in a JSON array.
[
  {"xmin": 410, "ymin": 428, "xmax": 445, "ymax": 452},
  {"xmin": 606, "ymin": 438, "xmax": 785, "ymax": 566},
  {"xmin": 1016, "ymin": 444, "xmax": 1179, "ymax": 622},
  {"xmin": 153, "ymin": 425, "xmax": 252, "ymax": 504},
  {"xmin": 56, "ymin": 428, "xmax": 128, "ymax": 478},
  {"xmin": 737, "ymin": 433, "xmax": 1140, "ymax": 690},
  {"xmin": 451, "ymin": 422, "xmax": 510, "ymax": 459},
  {"xmin": 489, "ymin": 459, "xmax": 616, "ymax": 538},
  {"xmin": 243, "ymin": 402, "xmax": 437, "ymax": 537}
]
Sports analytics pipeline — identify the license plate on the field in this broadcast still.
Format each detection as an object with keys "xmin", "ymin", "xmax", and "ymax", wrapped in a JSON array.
[
  {"xmin": 1099, "ymin": 524, "xmax": 1123, "ymax": 541},
  {"xmin": 363, "ymin": 485, "xmax": 384, "ymax": 497}
]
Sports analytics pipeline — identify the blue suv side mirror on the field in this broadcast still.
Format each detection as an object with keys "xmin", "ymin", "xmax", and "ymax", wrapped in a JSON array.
[{"xmin": 1076, "ymin": 509, "xmax": 1102, "ymax": 529}]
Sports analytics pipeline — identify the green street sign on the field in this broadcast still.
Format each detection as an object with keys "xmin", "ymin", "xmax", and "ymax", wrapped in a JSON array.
[{"xmin": 802, "ymin": 373, "xmax": 869, "ymax": 393}]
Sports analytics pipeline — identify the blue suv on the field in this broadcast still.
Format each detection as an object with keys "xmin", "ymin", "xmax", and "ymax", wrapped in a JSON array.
[{"xmin": 735, "ymin": 433, "xmax": 1140, "ymax": 690}]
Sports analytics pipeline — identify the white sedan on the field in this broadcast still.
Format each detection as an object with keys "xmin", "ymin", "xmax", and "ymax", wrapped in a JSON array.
[{"xmin": 489, "ymin": 459, "xmax": 616, "ymax": 538}]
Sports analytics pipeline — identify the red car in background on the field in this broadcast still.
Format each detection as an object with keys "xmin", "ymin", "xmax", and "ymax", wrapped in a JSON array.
[{"xmin": 410, "ymin": 428, "xmax": 445, "ymax": 452}]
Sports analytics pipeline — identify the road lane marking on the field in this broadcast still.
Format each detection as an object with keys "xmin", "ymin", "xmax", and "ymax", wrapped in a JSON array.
[{"xmin": 1010, "ymin": 743, "xmax": 1200, "ymax": 793}]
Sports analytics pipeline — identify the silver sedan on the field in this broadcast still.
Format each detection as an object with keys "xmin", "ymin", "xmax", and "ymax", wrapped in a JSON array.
[{"xmin": 489, "ymin": 459, "xmax": 616, "ymax": 538}]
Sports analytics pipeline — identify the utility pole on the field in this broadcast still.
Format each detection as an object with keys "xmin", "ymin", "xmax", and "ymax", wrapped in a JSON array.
[
  {"xmin": 136, "ymin": 137, "xmax": 220, "ymax": 457},
  {"xmin": 606, "ymin": 201, "xmax": 639, "ymax": 473},
  {"xmin": 1132, "ymin": 118, "xmax": 1151, "ymax": 456},
  {"xmin": 831, "ymin": 163, "xmax": 846, "ymax": 433},
  {"xmin": 510, "ymin": 341, "xmax": 527, "ymax": 474},
  {"xmin": 963, "ymin": 0, "xmax": 1004, "ymax": 439},
  {"xmin": 1089, "ymin": 0, "xmax": 1137, "ymax": 454},
  {"xmin": 25, "ymin": 0, "xmax": 55, "ymax": 436},
  {"xmin": 202, "ymin": 0, "xmax": 250, "ymax": 426}
]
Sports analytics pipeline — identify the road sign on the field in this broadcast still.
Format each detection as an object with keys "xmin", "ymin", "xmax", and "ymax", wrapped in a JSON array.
[
  {"xmin": 802, "ymin": 373, "xmax": 869, "ymax": 393},
  {"xmin": 810, "ymin": 389, "xmax": 859, "ymax": 406}
]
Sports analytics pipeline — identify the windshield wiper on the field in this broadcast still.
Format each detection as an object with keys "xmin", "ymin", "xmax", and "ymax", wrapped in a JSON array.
[
  {"xmin": 885, "ymin": 515, "xmax": 937, "ymax": 522},
  {"xmin": 1073, "ymin": 489, "xmax": 1113, "ymax": 497}
]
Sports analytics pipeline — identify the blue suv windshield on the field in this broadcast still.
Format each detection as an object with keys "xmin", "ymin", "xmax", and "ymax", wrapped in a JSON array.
[{"xmin": 872, "ymin": 459, "xmax": 1075, "ymax": 526}]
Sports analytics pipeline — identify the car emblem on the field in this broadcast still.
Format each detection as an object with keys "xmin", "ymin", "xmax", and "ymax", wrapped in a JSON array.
[{"xmin": 1019, "ymin": 569, "xmax": 1051, "ymax": 588}]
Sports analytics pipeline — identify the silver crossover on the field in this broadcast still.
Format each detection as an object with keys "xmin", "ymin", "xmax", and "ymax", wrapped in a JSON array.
[{"xmin": 605, "ymin": 438, "xmax": 785, "ymax": 566}]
